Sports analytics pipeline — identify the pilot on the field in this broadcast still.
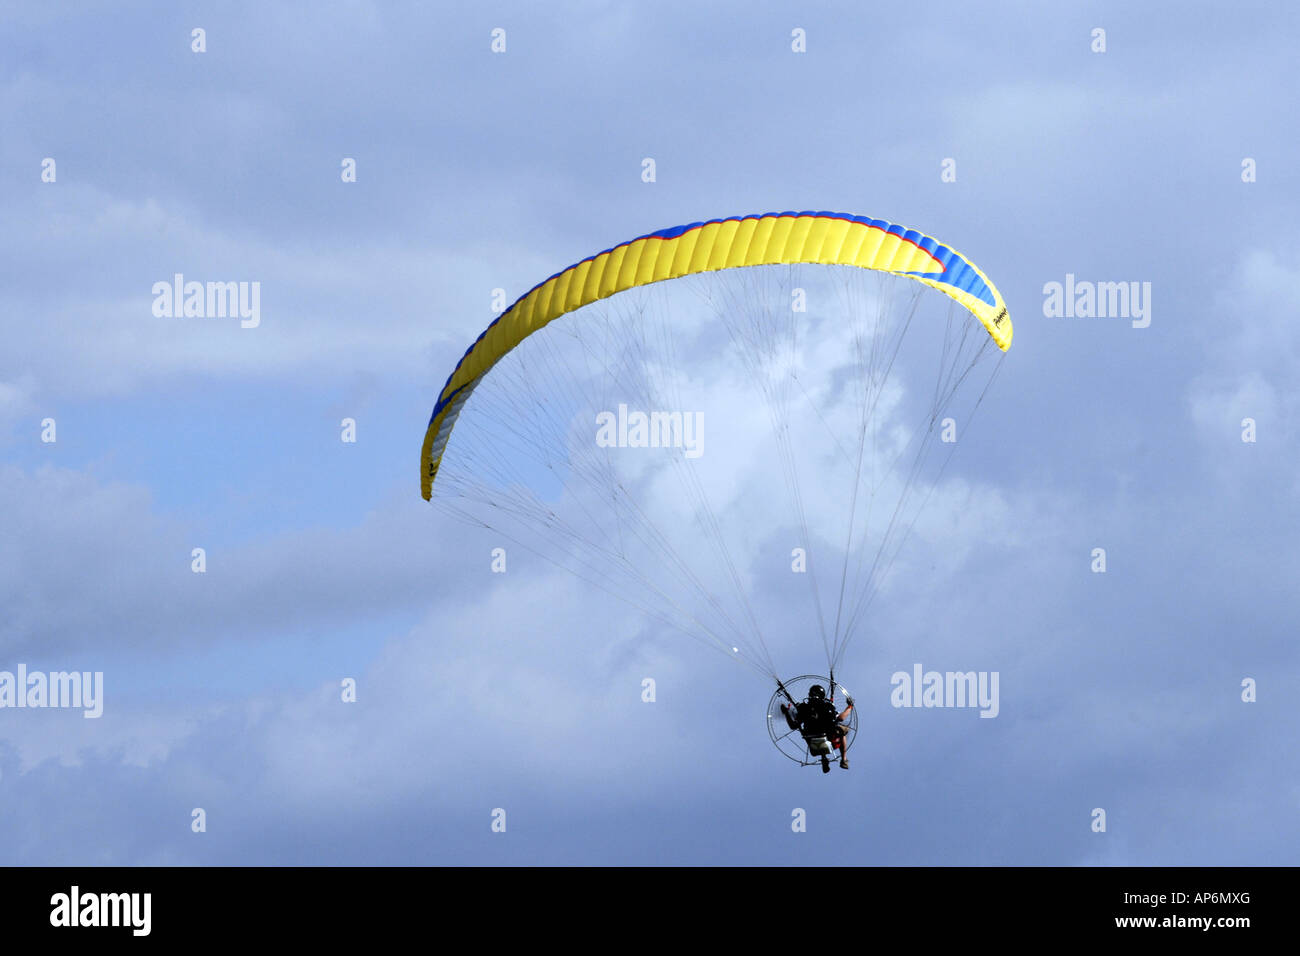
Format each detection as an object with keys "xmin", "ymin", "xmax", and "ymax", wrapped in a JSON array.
[{"xmin": 781, "ymin": 684, "xmax": 854, "ymax": 772}]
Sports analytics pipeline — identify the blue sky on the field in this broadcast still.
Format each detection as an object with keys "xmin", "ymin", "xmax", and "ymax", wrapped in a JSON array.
[{"xmin": 1, "ymin": 1, "xmax": 1297, "ymax": 865}]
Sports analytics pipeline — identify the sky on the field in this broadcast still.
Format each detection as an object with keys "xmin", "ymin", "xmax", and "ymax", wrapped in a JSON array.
[{"xmin": 1, "ymin": 1, "xmax": 1297, "ymax": 865}]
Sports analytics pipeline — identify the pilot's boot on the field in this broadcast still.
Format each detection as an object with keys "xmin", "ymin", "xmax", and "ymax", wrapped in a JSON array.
[{"xmin": 821, "ymin": 755, "xmax": 831, "ymax": 773}]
